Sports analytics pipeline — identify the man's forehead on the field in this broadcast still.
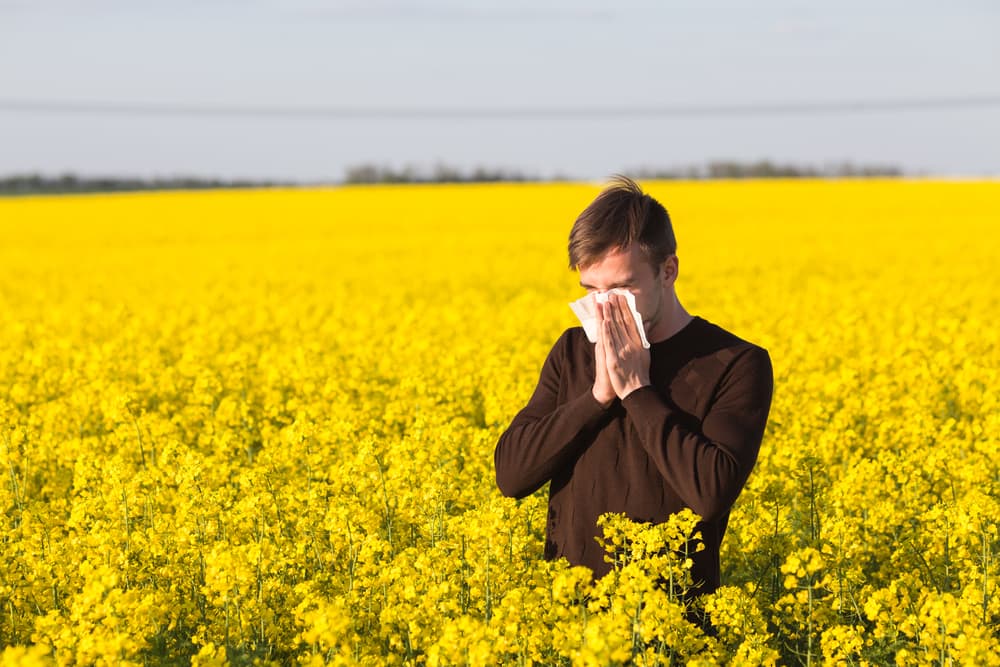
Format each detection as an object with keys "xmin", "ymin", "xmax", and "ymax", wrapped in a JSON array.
[{"xmin": 579, "ymin": 246, "xmax": 652, "ymax": 278}]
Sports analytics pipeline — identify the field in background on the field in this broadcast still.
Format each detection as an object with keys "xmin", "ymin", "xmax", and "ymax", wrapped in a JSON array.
[{"xmin": 1, "ymin": 180, "xmax": 998, "ymax": 665}]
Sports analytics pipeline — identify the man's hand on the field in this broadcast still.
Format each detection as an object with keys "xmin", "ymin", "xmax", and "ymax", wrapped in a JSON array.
[
  {"xmin": 599, "ymin": 293, "xmax": 651, "ymax": 400},
  {"xmin": 592, "ymin": 299, "xmax": 617, "ymax": 408}
]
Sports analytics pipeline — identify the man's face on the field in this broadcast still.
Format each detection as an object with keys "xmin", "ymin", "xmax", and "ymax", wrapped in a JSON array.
[{"xmin": 577, "ymin": 244, "xmax": 673, "ymax": 337}]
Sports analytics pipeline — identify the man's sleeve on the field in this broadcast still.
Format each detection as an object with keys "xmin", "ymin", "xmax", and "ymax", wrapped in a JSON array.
[
  {"xmin": 494, "ymin": 329, "xmax": 610, "ymax": 499},
  {"xmin": 620, "ymin": 345, "xmax": 774, "ymax": 522}
]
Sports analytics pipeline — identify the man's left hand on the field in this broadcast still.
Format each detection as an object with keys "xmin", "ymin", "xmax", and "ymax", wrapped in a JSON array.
[{"xmin": 598, "ymin": 293, "xmax": 651, "ymax": 400}]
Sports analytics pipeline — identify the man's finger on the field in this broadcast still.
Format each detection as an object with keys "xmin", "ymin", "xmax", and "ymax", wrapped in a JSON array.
[
  {"xmin": 610, "ymin": 297, "xmax": 632, "ymax": 347},
  {"xmin": 613, "ymin": 294, "xmax": 641, "ymax": 345},
  {"xmin": 606, "ymin": 309, "xmax": 625, "ymax": 353},
  {"xmin": 602, "ymin": 319, "xmax": 616, "ymax": 359},
  {"xmin": 595, "ymin": 317, "xmax": 605, "ymax": 370},
  {"xmin": 613, "ymin": 294, "xmax": 631, "ymax": 333}
]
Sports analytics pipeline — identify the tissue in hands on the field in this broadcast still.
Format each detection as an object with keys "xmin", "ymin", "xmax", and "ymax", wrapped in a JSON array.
[{"xmin": 569, "ymin": 288, "xmax": 650, "ymax": 349}]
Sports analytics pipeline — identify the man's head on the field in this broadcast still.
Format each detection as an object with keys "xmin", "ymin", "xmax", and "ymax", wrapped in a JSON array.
[
  {"xmin": 569, "ymin": 176, "xmax": 681, "ymax": 342},
  {"xmin": 568, "ymin": 174, "xmax": 676, "ymax": 276}
]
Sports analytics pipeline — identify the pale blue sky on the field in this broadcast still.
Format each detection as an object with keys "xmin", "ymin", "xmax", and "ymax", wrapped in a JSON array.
[{"xmin": 1, "ymin": 1, "xmax": 998, "ymax": 181}]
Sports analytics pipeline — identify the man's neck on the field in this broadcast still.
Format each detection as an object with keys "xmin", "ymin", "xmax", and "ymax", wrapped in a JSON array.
[{"xmin": 647, "ymin": 299, "xmax": 694, "ymax": 345}]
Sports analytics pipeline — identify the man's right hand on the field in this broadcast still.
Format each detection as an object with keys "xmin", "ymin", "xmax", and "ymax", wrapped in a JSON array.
[{"xmin": 592, "ymin": 300, "xmax": 616, "ymax": 408}]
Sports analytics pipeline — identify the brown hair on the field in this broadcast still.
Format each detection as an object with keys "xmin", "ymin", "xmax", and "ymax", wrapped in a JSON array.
[{"xmin": 567, "ymin": 174, "xmax": 676, "ymax": 274}]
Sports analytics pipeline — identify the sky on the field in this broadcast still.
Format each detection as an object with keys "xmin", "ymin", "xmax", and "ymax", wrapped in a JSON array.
[{"xmin": 1, "ymin": 0, "xmax": 999, "ymax": 181}]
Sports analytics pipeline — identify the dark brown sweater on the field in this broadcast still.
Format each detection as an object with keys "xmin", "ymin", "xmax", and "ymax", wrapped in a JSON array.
[{"xmin": 494, "ymin": 315, "xmax": 773, "ymax": 593}]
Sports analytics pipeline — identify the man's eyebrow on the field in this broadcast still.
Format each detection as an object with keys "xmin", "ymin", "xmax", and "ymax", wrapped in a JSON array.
[{"xmin": 579, "ymin": 277, "xmax": 635, "ymax": 288}]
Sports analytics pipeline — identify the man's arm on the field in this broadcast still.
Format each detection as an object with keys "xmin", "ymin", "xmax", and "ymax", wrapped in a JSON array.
[
  {"xmin": 494, "ymin": 330, "xmax": 611, "ymax": 499},
  {"xmin": 620, "ymin": 346, "xmax": 774, "ymax": 522}
]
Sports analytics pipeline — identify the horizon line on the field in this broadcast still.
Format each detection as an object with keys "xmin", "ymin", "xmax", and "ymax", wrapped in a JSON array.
[{"xmin": 2, "ymin": 95, "xmax": 1000, "ymax": 120}]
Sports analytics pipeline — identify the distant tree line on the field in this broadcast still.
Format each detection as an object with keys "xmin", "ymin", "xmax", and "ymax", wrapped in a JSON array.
[
  {"xmin": 1, "ymin": 160, "xmax": 904, "ymax": 195},
  {"xmin": 344, "ymin": 160, "xmax": 903, "ymax": 184},
  {"xmin": 626, "ymin": 160, "xmax": 903, "ymax": 180},
  {"xmin": 0, "ymin": 173, "xmax": 294, "ymax": 196},
  {"xmin": 342, "ymin": 163, "xmax": 548, "ymax": 184}
]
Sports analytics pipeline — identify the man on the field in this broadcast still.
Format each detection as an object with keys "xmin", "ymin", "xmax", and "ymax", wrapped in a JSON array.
[{"xmin": 494, "ymin": 175, "xmax": 773, "ymax": 597}]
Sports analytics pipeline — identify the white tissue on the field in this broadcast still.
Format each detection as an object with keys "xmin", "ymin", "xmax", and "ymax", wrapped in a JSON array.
[{"xmin": 569, "ymin": 288, "xmax": 650, "ymax": 349}]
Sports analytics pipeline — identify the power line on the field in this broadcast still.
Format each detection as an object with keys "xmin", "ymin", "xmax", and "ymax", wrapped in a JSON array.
[{"xmin": 1, "ymin": 95, "xmax": 1000, "ymax": 119}]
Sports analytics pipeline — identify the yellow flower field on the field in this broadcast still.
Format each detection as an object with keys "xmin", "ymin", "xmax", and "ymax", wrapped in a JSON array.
[{"xmin": 0, "ymin": 179, "xmax": 998, "ymax": 665}]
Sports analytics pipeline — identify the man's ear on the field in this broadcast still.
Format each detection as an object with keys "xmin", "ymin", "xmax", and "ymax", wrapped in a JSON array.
[{"xmin": 660, "ymin": 255, "xmax": 678, "ymax": 284}]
